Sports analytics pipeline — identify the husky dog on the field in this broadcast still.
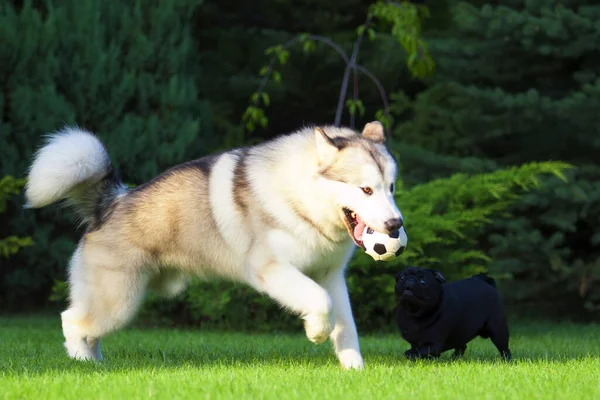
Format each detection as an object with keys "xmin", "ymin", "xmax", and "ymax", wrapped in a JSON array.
[{"xmin": 24, "ymin": 121, "xmax": 404, "ymax": 370}]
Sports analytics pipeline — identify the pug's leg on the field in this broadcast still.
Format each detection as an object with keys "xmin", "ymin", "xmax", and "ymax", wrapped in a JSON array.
[
  {"xmin": 452, "ymin": 345, "xmax": 467, "ymax": 359},
  {"xmin": 486, "ymin": 314, "xmax": 511, "ymax": 362},
  {"xmin": 405, "ymin": 344, "xmax": 441, "ymax": 360},
  {"xmin": 418, "ymin": 345, "xmax": 442, "ymax": 359},
  {"xmin": 404, "ymin": 347, "xmax": 419, "ymax": 360}
]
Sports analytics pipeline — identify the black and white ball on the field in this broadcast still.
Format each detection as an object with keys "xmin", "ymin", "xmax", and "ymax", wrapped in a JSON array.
[{"xmin": 362, "ymin": 226, "xmax": 408, "ymax": 261}]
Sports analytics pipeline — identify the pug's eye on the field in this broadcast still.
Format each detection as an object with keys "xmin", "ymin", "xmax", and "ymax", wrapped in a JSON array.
[{"xmin": 420, "ymin": 279, "xmax": 427, "ymax": 286}]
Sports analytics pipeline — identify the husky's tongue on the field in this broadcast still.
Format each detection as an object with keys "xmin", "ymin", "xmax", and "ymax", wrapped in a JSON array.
[{"xmin": 353, "ymin": 214, "xmax": 367, "ymax": 242}]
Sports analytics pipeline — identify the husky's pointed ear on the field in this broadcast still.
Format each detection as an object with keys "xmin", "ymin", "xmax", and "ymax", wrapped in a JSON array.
[
  {"xmin": 314, "ymin": 127, "xmax": 340, "ymax": 165},
  {"xmin": 362, "ymin": 121, "xmax": 385, "ymax": 144}
]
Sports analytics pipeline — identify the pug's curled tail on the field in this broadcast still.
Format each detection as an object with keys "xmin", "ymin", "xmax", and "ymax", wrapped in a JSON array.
[{"xmin": 473, "ymin": 273, "xmax": 497, "ymax": 288}]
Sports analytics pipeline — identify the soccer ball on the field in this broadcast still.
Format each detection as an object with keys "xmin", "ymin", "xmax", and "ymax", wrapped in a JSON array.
[{"xmin": 362, "ymin": 226, "xmax": 408, "ymax": 261}]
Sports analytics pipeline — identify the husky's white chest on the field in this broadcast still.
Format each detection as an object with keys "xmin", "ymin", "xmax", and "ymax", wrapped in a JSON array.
[{"xmin": 266, "ymin": 228, "xmax": 356, "ymax": 275}]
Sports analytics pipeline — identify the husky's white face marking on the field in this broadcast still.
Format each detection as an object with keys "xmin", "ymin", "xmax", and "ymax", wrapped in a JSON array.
[{"xmin": 315, "ymin": 122, "xmax": 403, "ymax": 248}]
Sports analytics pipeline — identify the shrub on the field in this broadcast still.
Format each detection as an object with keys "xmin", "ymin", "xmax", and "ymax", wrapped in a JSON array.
[{"xmin": 0, "ymin": 0, "xmax": 211, "ymax": 310}]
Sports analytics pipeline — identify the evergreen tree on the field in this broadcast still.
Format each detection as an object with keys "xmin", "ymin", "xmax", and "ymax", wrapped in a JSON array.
[
  {"xmin": 0, "ymin": 176, "xmax": 32, "ymax": 259},
  {"xmin": 390, "ymin": 0, "xmax": 600, "ymax": 314},
  {"xmin": 0, "ymin": 0, "xmax": 212, "ymax": 309}
]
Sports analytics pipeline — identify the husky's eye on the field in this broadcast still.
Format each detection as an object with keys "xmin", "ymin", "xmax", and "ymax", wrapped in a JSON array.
[{"xmin": 360, "ymin": 187, "xmax": 373, "ymax": 196}]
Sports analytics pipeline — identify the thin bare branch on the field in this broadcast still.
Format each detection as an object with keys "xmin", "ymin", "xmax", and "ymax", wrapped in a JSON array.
[
  {"xmin": 253, "ymin": 37, "xmax": 301, "ymax": 98},
  {"xmin": 334, "ymin": 16, "xmax": 372, "ymax": 127},
  {"xmin": 249, "ymin": 13, "xmax": 391, "ymax": 133},
  {"xmin": 350, "ymin": 65, "xmax": 358, "ymax": 129},
  {"xmin": 356, "ymin": 64, "xmax": 391, "ymax": 136},
  {"xmin": 305, "ymin": 35, "xmax": 350, "ymax": 65},
  {"xmin": 252, "ymin": 34, "xmax": 350, "ymax": 107}
]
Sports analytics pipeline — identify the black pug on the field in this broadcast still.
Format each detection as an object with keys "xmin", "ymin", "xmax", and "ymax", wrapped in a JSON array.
[{"xmin": 394, "ymin": 266, "xmax": 511, "ymax": 361}]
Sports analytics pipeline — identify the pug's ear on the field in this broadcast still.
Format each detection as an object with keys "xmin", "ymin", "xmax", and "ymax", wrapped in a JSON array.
[{"xmin": 429, "ymin": 269, "xmax": 446, "ymax": 283}]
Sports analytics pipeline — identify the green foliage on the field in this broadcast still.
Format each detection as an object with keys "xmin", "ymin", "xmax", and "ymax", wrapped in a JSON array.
[
  {"xmin": 397, "ymin": 161, "xmax": 570, "ymax": 268},
  {"xmin": 0, "ymin": 0, "xmax": 211, "ymax": 310},
  {"xmin": 0, "ymin": 176, "xmax": 33, "ymax": 259},
  {"xmin": 143, "ymin": 280, "xmax": 301, "ymax": 331},
  {"xmin": 48, "ymin": 279, "xmax": 69, "ymax": 304},
  {"xmin": 0, "ymin": 176, "xmax": 26, "ymax": 213},
  {"xmin": 0, "ymin": 236, "xmax": 34, "ymax": 260},
  {"xmin": 368, "ymin": 0, "xmax": 435, "ymax": 77},
  {"xmin": 4, "ymin": 0, "xmax": 597, "ymax": 329},
  {"xmin": 486, "ymin": 165, "xmax": 600, "ymax": 313},
  {"xmin": 345, "ymin": 99, "xmax": 366, "ymax": 118},
  {"xmin": 242, "ymin": 0, "xmax": 435, "ymax": 133},
  {"xmin": 388, "ymin": 0, "xmax": 600, "ymax": 315},
  {"xmin": 392, "ymin": 1, "xmax": 600, "ymax": 161}
]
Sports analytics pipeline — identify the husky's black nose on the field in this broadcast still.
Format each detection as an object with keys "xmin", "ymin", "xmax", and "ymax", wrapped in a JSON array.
[{"xmin": 385, "ymin": 218, "xmax": 403, "ymax": 232}]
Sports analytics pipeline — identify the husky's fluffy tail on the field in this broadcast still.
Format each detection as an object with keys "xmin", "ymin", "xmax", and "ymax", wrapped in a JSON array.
[
  {"xmin": 473, "ymin": 273, "xmax": 497, "ymax": 289},
  {"xmin": 25, "ymin": 127, "xmax": 127, "ymax": 226}
]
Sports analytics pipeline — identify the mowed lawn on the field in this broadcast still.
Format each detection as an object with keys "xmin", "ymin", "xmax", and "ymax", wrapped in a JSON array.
[{"xmin": 0, "ymin": 316, "xmax": 599, "ymax": 400}]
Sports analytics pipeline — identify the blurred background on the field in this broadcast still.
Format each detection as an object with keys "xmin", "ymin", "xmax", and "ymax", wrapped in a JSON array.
[{"xmin": 0, "ymin": 0, "xmax": 598, "ymax": 333}]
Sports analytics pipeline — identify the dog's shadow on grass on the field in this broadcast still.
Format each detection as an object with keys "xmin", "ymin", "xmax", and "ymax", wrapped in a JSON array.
[
  {"xmin": 369, "ymin": 354, "xmax": 589, "ymax": 368},
  {"xmin": 4, "ymin": 346, "xmax": 342, "ymax": 376},
  {"xmin": 3, "ymin": 320, "xmax": 599, "ymax": 376},
  {"xmin": 4, "ymin": 339, "xmax": 595, "ymax": 377}
]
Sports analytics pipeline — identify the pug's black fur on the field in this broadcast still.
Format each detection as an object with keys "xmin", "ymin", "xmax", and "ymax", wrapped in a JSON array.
[{"xmin": 395, "ymin": 266, "xmax": 511, "ymax": 361}]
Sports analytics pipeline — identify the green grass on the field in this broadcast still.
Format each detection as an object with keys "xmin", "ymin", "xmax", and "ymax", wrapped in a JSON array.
[{"xmin": 0, "ymin": 316, "xmax": 599, "ymax": 399}]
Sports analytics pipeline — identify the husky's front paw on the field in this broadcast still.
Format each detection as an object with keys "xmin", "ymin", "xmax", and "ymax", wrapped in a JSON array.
[
  {"xmin": 304, "ymin": 312, "xmax": 335, "ymax": 344},
  {"xmin": 338, "ymin": 349, "xmax": 364, "ymax": 370}
]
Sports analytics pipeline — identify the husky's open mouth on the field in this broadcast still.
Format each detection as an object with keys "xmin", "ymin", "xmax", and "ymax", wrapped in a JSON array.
[{"xmin": 342, "ymin": 207, "xmax": 367, "ymax": 248}]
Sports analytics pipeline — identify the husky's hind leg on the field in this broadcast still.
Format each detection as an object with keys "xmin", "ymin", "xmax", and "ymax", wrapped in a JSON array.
[{"xmin": 62, "ymin": 242, "xmax": 149, "ymax": 361}]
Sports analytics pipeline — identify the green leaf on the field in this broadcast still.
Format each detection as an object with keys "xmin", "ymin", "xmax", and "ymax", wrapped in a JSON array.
[
  {"xmin": 357, "ymin": 100, "xmax": 366, "ymax": 117},
  {"xmin": 0, "ymin": 175, "xmax": 27, "ymax": 213},
  {"xmin": 367, "ymin": 28, "xmax": 376, "ymax": 41},
  {"xmin": 265, "ymin": 44, "xmax": 282, "ymax": 56},
  {"xmin": 0, "ymin": 236, "xmax": 34, "ymax": 259},
  {"xmin": 259, "ymin": 116, "xmax": 268, "ymax": 128},
  {"xmin": 277, "ymin": 50, "xmax": 290, "ymax": 65},
  {"xmin": 260, "ymin": 93, "xmax": 270, "ymax": 107},
  {"xmin": 302, "ymin": 39, "xmax": 315, "ymax": 53}
]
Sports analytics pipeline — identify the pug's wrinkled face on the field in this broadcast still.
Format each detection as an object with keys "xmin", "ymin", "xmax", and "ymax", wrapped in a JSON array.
[{"xmin": 394, "ymin": 266, "xmax": 446, "ymax": 317}]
